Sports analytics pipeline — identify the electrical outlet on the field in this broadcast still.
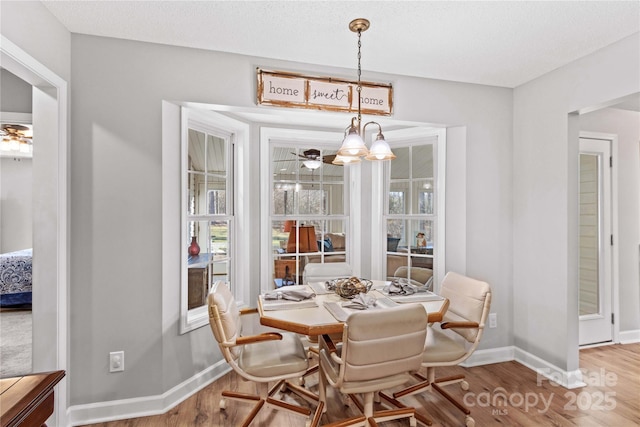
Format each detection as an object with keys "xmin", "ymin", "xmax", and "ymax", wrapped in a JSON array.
[
  {"xmin": 489, "ymin": 313, "xmax": 497, "ymax": 328},
  {"xmin": 109, "ymin": 351, "xmax": 124, "ymax": 372}
]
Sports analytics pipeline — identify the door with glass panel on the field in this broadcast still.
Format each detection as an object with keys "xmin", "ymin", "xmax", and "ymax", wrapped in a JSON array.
[{"xmin": 578, "ymin": 137, "xmax": 612, "ymax": 346}]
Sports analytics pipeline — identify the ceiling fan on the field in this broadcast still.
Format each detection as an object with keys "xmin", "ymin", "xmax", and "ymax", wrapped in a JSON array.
[
  {"xmin": 1, "ymin": 124, "xmax": 33, "ymax": 155},
  {"xmin": 276, "ymin": 149, "xmax": 339, "ymax": 169}
]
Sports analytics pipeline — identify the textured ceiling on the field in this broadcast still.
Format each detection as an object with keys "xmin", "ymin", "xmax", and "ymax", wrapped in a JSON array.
[{"xmin": 42, "ymin": 1, "xmax": 640, "ymax": 88}]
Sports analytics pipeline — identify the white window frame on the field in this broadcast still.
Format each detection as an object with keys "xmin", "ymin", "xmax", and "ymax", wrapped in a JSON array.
[
  {"xmin": 163, "ymin": 105, "xmax": 249, "ymax": 334},
  {"xmin": 371, "ymin": 128, "xmax": 446, "ymax": 289}
]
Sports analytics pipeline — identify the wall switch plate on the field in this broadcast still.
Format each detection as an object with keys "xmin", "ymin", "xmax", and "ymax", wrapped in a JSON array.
[
  {"xmin": 109, "ymin": 351, "xmax": 124, "ymax": 372},
  {"xmin": 489, "ymin": 313, "xmax": 497, "ymax": 328}
]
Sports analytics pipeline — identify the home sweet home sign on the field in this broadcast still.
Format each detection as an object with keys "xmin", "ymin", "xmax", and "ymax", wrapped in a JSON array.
[{"xmin": 256, "ymin": 68, "xmax": 393, "ymax": 116}]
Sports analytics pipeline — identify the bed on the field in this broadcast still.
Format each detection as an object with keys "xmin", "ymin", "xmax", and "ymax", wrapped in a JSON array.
[{"xmin": 0, "ymin": 248, "xmax": 33, "ymax": 307}]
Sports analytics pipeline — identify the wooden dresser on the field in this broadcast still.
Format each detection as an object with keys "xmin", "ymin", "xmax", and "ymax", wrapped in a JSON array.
[{"xmin": 0, "ymin": 370, "xmax": 65, "ymax": 427}]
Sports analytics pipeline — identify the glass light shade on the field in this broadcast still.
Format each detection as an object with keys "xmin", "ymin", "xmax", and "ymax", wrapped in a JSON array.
[
  {"xmin": 332, "ymin": 154, "xmax": 362, "ymax": 165},
  {"xmin": 19, "ymin": 141, "xmax": 31, "ymax": 154},
  {"xmin": 9, "ymin": 138, "xmax": 20, "ymax": 152},
  {"xmin": 336, "ymin": 127, "xmax": 368, "ymax": 157},
  {"xmin": 0, "ymin": 139, "xmax": 11, "ymax": 151},
  {"xmin": 365, "ymin": 134, "xmax": 396, "ymax": 161},
  {"xmin": 302, "ymin": 159, "xmax": 322, "ymax": 170}
]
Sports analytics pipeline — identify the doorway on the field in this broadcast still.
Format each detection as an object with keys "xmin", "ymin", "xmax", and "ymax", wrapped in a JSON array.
[
  {"xmin": 1, "ymin": 36, "xmax": 68, "ymax": 426},
  {"xmin": 578, "ymin": 136, "xmax": 613, "ymax": 346}
]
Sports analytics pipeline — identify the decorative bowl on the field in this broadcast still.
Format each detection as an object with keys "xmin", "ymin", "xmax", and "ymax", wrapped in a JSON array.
[{"xmin": 330, "ymin": 277, "xmax": 373, "ymax": 299}]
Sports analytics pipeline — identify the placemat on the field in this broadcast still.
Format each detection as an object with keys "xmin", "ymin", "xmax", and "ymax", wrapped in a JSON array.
[{"xmin": 307, "ymin": 281, "xmax": 334, "ymax": 295}]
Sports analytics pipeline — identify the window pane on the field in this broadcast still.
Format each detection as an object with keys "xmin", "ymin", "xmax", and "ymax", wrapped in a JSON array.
[
  {"xmin": 206, "ymin": 134, "xmax": 226, "ymax": 175},
  {"xmin": 273, "ymin": 146, "xmax": 298, "ymax": 179},
  {"xmin": 324, "ymin": 183, "xmax": 344, "ymax": 215},
  {"xmin": 390, "ymin": 147, "xmax": 410, "ymax": 180},
  {"xmin": 188, "ymin": 129, "xmax": 206, "ymax": 173},
  {"xmin": 211, "ymin": 220, "xmax": 229, "ymax": 256},
  {"xmin": 417, "ymin": 180, "xmax": 434, "ymax": 215},
  {"xmin": 412, "ymin": 144, "xmax": 433, "ymax": 179},
  {"xmin": 187, "ymin": 172, "xmax": 199, "ymax": 215},
  {"xmin": 409, "ymin": 219, "xmax": 433, "ymax": 270},
  {"xmin": 388, "ymin": 190, "xmax": 406, "ymax": 215},
  {"xmin": 386, "ymin": 218, "xmax": 409, "ymax": 277},
  {"xmin": 272, "ymin": 220, "xmax": 289, "ymax": 253},
  {"xmin": 273, "ymin": 187, "xmax": 296, "ymax": 215},
  {"xmin": 410, "ymin": 179, "xmax": 434, "ymax": 215},
  {"xmin": 386, "ymin": 219, "xmax": 406, "ymax": 250},
  {"xmin": 322, "ymin": 161, "xmax": 344, "ymax": 182},
  {"xmin": 298, "ymin": 186, "xmax": 326, "ymax": 215},
  {"xmin": 207, "ymin": 175, "xmax": 226, "ymax": 214},
  {"xmin": 189, "ymin": 220, "xmax": 210, "ymax": 255}
]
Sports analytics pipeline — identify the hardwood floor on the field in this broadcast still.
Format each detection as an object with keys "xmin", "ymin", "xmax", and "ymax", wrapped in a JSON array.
[{"xmin": 81, "ymin": 343, "xmax": 639, "ymax": 426}]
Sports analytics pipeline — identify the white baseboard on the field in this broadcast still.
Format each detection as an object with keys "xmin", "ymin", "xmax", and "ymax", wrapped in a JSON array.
[
  {"xmin": 513, "ymin": 347, "xmax": 586, "ymax": 389},
  {"xmin": 67, "ymin": 360, "xmax": 230, "ymax": 426},
  {"xmin": 461, "ymin": 346, "xmax": 515, "ymax": 367},
  {"xmin": 619, "ymin": 329, "xmax": 640, "ymax": 344}
]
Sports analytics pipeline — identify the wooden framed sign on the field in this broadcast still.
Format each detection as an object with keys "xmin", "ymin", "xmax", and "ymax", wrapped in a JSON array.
[{"xmin": 257, "ymin": 68, "xmax": 393, "ymax": 116}]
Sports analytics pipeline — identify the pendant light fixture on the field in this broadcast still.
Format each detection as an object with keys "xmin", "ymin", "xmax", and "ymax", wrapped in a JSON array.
[{"xmin": 334, "ymin": 19, "xmax": 395, "ymax": 164}]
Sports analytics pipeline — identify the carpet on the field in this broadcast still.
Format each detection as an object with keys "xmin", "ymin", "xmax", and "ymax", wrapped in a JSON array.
[{"xmin": 0, "ymin": 309, "xmax": 32, "ymax": 378}]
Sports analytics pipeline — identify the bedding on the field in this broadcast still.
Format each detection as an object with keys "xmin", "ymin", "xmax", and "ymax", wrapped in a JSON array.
[{"xmin": 0, "ymin": 248, "xmax": 33, "ymax": 307}]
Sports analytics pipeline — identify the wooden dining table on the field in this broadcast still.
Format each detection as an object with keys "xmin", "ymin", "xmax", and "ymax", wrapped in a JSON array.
[{"xmin": 258, "ymin": 280, "xmax": 449, "ymax": 336}]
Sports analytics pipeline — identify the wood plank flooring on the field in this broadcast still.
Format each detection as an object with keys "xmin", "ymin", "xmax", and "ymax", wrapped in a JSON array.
[{"xmin": 81, "ymin": 343, "xmax": 639, "ymax": 426}]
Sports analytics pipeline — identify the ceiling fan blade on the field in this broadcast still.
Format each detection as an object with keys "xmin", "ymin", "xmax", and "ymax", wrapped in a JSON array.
[
  {"xmin": 322, "ymin": 154, "xmax": 338, "ymax": 165},
  {"xmin": 290, "ymin": 151, "xmax": 309, "ymax": 160}
]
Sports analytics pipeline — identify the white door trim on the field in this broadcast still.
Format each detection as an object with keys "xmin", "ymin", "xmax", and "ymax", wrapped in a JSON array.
[
  {"xmin": 579, "ymin": 131, "xmax": 619, "ymax": 345},
  {"xmin": 1, "ymin": 36, "xmax": 69, "ymax": 426}
]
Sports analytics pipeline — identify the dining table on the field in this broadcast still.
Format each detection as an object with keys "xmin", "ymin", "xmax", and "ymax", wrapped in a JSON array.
[{"xmin": 257, "ymin": 280, "xmax": 449, "ymax": 336}]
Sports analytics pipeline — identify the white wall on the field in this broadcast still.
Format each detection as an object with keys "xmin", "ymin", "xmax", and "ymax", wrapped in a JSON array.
[
  {"xmin": 1, "ymin": 68, "xmax": 32, "ymax": 113},
  {"xmin": 0, "ymin": 157, "xmax": 33, "ymax": 252},
  {"xmin": 0, "ymin": 1, "xmax": 71, "ymax": 83},
  {"xmin": 580, "ymin": 106, "xmax": 640, "ymax": 333},
  {"xmin": 513, "ymin": 33, "xmax": 640, "ymax": 372},
  {"xmin": 69, "ymin": 33, "xmax": 513, "ymax": 408}
]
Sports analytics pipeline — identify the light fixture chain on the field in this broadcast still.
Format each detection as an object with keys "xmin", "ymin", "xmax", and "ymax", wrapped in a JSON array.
[{"xmin": 357, "ymin": 29, "xmax": 362, "ymax": 126}]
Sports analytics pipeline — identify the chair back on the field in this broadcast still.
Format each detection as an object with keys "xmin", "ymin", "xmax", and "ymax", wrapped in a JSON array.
[
  {"xmin": 208, "ymin": 281, "xmax": 242, "ymax": 361},
  {"xmin": 341, "ymin": 304, "xmax": 428, "ymax": 382},
  {"xmin": 303, "ymin": 262, "xmax": 352, "ymax": 284},
  {"xmin": 439, "ymin": 272, "xmax": 492, "ymax": 343},
  {"xmin": 393, "ymin": 266, "xmax": 434, "ymax": 288}
]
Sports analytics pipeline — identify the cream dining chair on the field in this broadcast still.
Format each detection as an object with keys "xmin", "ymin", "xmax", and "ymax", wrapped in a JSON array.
[
  {"xmin": 317, "ymin": 303, "xmax": 429, "ymax": 426},
  {"xmin": 301, "ymin": 261, "xmax": 354, "ymax": 381},
  {"xmin": 303, "ymin": 261, "xmax": 353, "ymax": 284},
  {"xmin": 208, "ymin": 281, "xmax": 321, "ymax": 427},
  {"xmin": 388, "ymin": 272, "xmax": 492, "ymax": 427}
]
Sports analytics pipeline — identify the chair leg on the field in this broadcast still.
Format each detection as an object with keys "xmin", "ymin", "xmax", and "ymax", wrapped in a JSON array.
[
  {"xmin": 220, "ymin": 377, "xmax": 319, "ymax": 426},
  {"xmin": 371, "ymin": 407, "xmax": 416, "ymax": 426},
  {"xmin": 362, "ymin": 392, "xmax": 374, "ymax": 418},
  {"xmin": 220, "ymin": 391, "xmax": 265, "ymax": 427},
  {"xmin": 428, "ymin": 368, "xmax": 475, "ymax": 427},
  {"xmin": 379, "ymin": 392, "xmax": 433, "ymax": 426}
]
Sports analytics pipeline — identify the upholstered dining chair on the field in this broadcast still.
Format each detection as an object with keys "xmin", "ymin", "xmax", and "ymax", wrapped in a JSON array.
[
  {"xmin": 317, "ymin": 304, "xmax": 429, "ymax": 426},
  {"xmin": 208, "ymin": 281, "xmax": 321, "ymax": 427},
  {"xmin": 301, "ymin": 261, "xmax": 353, "ymax": 379},
  {"xmin": 303, "ymin": 261, "xmax": 353, "ymax": 284},
  {"xmin": 388, "ymin": 272, "xmax": 492, "ymax": 427},
  {"xmin": 388, "ymin": 266, "xmax": 434, "ymax": 290}
]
